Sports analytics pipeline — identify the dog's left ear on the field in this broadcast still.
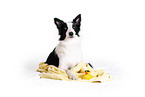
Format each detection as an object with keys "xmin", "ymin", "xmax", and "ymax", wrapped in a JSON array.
[
  {"xmin": 73, "ymin": 14, "xmax": 81, "ymax": 25},
  {"xmin": 54, "ymin": 18, "xmax": 64, "ymax": 28}
]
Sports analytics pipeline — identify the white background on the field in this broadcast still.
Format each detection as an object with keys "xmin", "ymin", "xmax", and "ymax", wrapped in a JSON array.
[{"xmin": 0, "ymin": 0, "xmax": 145, "ymax": 97}]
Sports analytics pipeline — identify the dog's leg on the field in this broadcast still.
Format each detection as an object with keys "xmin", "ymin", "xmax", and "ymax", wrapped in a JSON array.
[
  {"xmin": 66, "ymin": 69, "xmax": 78, "ymax": 80},
  {"xmin": 59, "ymin": 62, "xmax": 78, "ymax": 80}
]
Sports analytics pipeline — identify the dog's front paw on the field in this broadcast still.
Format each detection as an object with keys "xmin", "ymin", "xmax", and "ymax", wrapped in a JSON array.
[{"xmin": 67, "ymin": 70, "xmax": 78, "ymax": 80}]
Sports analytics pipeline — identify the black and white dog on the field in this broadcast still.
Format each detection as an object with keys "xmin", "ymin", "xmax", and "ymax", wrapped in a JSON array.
[{"xmin": 45, "ymin": 14, "xmax": 82, "ymax": 80}]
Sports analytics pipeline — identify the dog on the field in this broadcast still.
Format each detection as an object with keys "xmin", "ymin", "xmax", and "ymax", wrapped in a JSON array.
[{"xmin": 45, "ymin": 14, "xmax": 82, "ymax": 80}]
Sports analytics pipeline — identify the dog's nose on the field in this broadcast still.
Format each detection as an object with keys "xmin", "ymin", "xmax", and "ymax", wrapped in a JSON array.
[{"xmin": 69, "ymin": 32, "xmax": 73, "ymax": 36}]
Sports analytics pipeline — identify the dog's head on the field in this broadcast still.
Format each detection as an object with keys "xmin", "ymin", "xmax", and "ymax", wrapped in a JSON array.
[{"xmin": 54, "ymin": 14, "xmax": 81, "ymax": 41}]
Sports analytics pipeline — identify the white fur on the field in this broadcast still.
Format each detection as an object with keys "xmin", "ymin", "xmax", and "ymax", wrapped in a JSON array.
[
  {"xmin": 56, "ymin": 37, "xmax": 82, "ymax": 69},
  {"xmin": 65, "ymin": 22, "xmax": 76, "ymax": 38},
  {"xmin": 55, "ymin": 22, "xmax": 82, "ymax": 79}
]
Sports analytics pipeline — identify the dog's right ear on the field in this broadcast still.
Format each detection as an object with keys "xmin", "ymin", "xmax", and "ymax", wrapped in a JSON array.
[
  {"xmin": 73, "ymin": 14, "xmax": 81, "ymax": 25},
  {"xmin": 54, "ymin": 18, "xmax": 64, "ymax": 28}
]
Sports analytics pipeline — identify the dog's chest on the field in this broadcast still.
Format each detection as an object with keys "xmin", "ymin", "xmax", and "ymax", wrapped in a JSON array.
[{"xmin": 55, "ymin": 39, "xmax": 82, "ymax": 65}]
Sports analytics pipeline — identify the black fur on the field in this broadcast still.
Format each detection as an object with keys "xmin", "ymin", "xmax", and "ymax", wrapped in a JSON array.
[
  {"xmin": 45, "ymin": 48, "xmax": 59, "ymax": 67},
  {"xmin": 72, "ymin": 14, "xmax": 81, "ymax": 37},
  {"xmin": 88, "ymin": 63, "xmax": 93, "ymax": 68},
  {"xmin": 54, "ymin": 18, "xmax": 68, "ymax": 41}
]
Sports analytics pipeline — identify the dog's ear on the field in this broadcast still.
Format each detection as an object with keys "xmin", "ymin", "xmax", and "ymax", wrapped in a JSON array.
[
  {"xmin": 73, "ymin": 14, "xmax": 81, "ymax": 25},
  {"xmin": 54, "ymin": 18, "xmax": 64, "ymax": 28}
]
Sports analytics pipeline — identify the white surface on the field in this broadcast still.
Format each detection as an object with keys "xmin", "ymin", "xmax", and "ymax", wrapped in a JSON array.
[{"xmin": 0, "ymin": 0, "xmax": 145, "ymax": 97}]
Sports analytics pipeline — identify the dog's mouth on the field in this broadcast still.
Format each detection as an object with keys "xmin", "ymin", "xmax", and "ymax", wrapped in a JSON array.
[{"xmin": 69, "ymin": 36, "xmax": 74, "ymax": 38}]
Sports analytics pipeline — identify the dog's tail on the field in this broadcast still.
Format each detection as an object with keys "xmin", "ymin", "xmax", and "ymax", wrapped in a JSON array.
[{"xmin": 87, "ymin": 63, "xmax": 93, "ymax": 68}]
